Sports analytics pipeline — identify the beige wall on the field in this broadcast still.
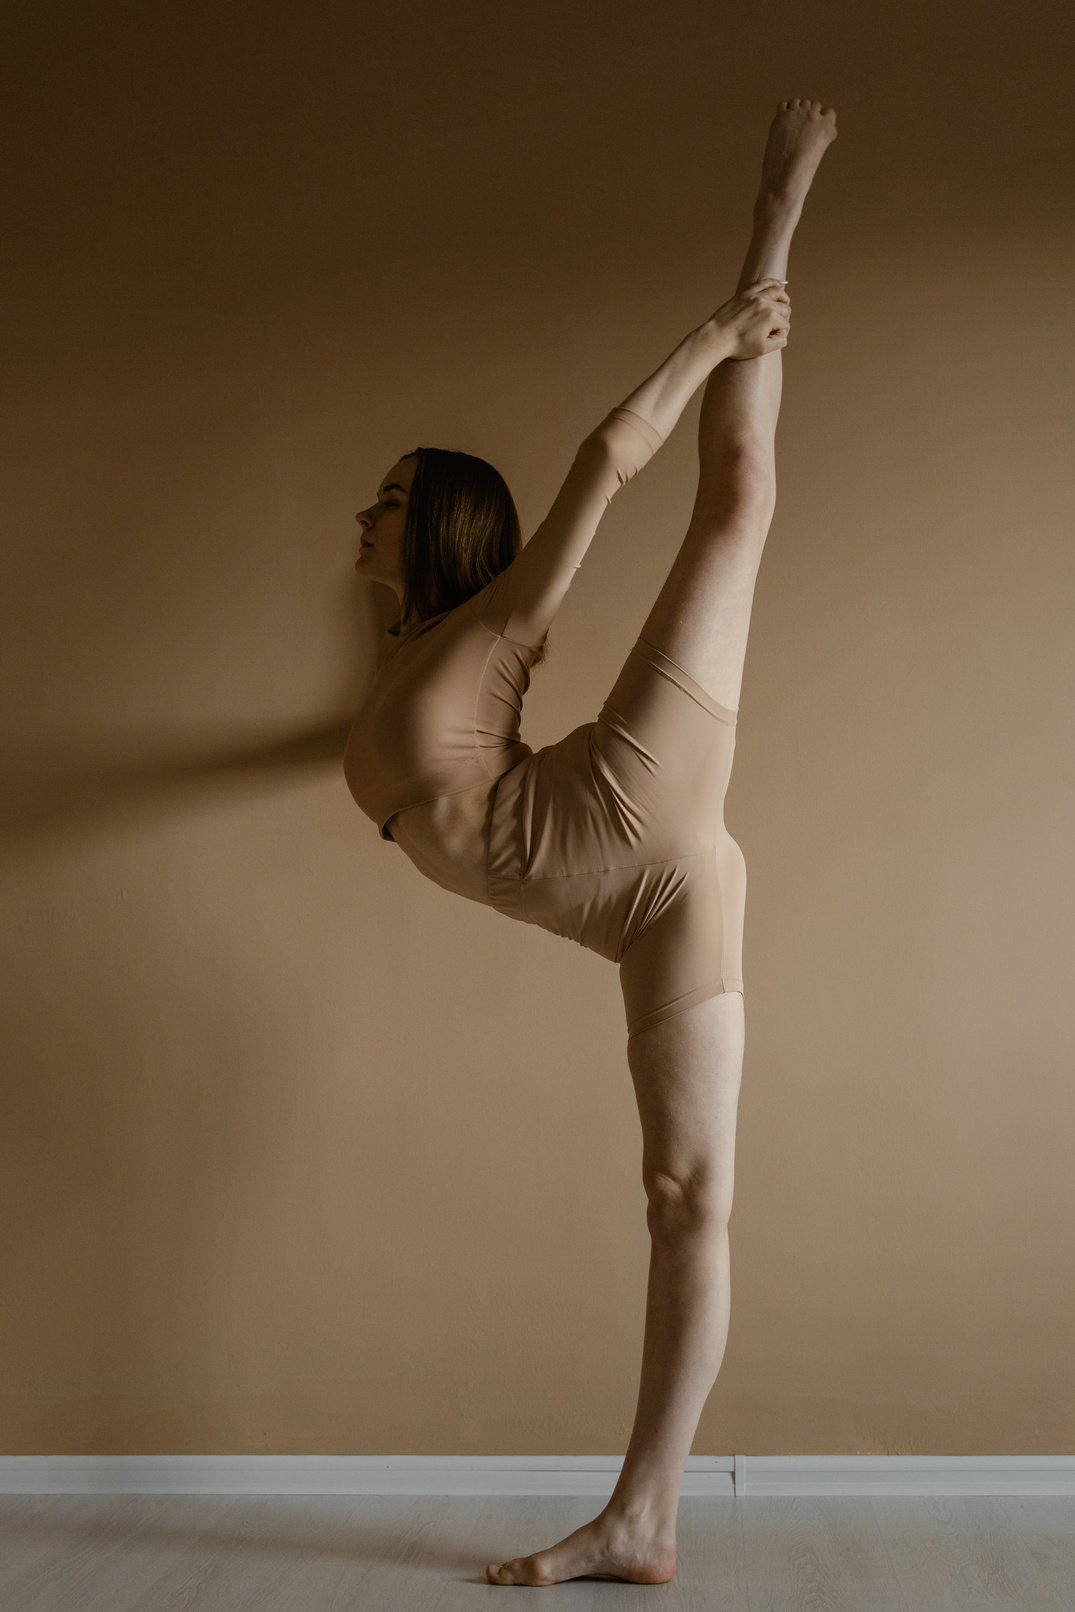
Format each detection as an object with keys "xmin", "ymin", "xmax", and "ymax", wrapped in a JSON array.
[{"xmin": 3, "ymin": 0, "xmax": 1074, "ymax": 1457}]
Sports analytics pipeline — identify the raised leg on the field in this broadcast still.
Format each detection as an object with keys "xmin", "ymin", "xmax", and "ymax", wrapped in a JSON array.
[
  {"xmin": 485, "ymin": 100, "xmax": 837, "ymax": 1592},
  {"xmin": 638, "ymin": 98, "xmax": 837, "ymax": 712}
]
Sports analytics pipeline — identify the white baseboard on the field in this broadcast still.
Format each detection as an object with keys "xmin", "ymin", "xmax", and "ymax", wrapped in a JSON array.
[
  {"xmin": 732, "ymin": 1455, "xmax": 1075, "ymax": 1496},
  {"xmin": 1, "ymin": 1455, "xmax": 1073, "ymax": 1497}
]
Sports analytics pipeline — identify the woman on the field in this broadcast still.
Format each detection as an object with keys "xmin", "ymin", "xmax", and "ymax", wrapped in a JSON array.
[{"xmin": 346, "ymin": 98, "xmax": 838, "ymax": 1588}]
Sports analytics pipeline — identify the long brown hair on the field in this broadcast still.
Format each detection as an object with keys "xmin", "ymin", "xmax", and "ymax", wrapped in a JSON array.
[{"xmin": 398, "ymin": 446, "xmax": 549, "ymax": 668}]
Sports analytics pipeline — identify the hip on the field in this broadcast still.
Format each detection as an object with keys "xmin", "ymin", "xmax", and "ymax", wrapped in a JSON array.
[{"xmin": 386, "ymin": 781, "xmax": 497, "ymax": 905}]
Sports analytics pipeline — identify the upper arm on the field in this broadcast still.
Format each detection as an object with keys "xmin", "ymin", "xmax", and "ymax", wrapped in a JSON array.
[{"xmin": 476, "ymin": 407, "xmax": 664, "ymax": 647}]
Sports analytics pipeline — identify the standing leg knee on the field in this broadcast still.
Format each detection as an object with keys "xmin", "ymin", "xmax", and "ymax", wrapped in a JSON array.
[{"xmin": 644, "ymin": 1170, "xmax": 734, "ymax": 1240}]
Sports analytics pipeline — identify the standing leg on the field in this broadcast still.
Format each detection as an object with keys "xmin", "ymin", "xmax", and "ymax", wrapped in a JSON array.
[
  {"xmin": 602, "ymin": 990, "xmax": 744, "ymax": 1551},
  {"xmin": 486, "ymin": 994, "xmax": 744, "ymax": 1588},
  {"xmin": 638, "ymin": 98, "xmax": 837, "ymax": 712}
]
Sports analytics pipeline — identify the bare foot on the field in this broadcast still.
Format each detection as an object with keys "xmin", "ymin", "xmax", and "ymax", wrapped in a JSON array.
[
  {"xmin": 485, "ymin": 1510, "xmax": 677, "ymax": 1587},
  {"xmin": 759, "ymin": 97, "xmax": 838, "ymax": 204}
]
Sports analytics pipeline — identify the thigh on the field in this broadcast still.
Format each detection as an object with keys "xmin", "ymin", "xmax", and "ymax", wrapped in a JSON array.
[
  {"xmin": 618, "ymin": 838, "xmax": 746, "ymax": 1040},
  {"xmin": 627, "ymin": 991, "xmax": 745, "ymax": 1217},
  {"xmin": 595, "ymin": 636, "xmax": 739, "ymax": 854},
  {"xmin": 637, "ymin": 509, "xmax": 769, "ymax": 714}
]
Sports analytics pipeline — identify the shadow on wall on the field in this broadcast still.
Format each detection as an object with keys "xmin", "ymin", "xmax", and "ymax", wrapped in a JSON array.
[{"xmin": 4, "ymin": 585, "xmax": 397, "ymax": 860}]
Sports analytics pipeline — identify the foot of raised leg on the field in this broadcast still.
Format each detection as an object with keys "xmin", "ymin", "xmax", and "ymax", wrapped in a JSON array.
[
  {"xmin": 759, "ymin": 97, "xmax": 838, "ymax": 208},
  {"xmin": 737, "ymin": 99, "xmax": 838, "ymax": 293}
]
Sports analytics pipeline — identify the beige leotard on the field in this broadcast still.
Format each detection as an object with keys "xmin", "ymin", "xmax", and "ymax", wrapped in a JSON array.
[{"xmin": 345, "ymin": 406, "xmax": 745, "ymax": 1039}]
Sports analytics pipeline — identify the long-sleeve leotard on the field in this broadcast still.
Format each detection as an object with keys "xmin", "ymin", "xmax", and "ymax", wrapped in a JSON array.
[{"xmin": 344, "ymin": 406, "xmax": 665, "ymax": 840}]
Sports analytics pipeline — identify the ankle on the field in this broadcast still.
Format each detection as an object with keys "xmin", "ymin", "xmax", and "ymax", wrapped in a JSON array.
[{"xmin": 603, "ymin": 1494, "xmax": 679, "ymax": 1541}]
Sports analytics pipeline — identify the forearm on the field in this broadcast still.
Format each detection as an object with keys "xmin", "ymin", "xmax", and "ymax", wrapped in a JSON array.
[{"xmin": 615, "ymin": 319, "xmax": 733, "ymax": 442}]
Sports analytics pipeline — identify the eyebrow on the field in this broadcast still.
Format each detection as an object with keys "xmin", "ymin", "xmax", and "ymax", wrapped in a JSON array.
[{"xmin": 378, "ymin": 482, "xmax": 407, "ymax": 498}]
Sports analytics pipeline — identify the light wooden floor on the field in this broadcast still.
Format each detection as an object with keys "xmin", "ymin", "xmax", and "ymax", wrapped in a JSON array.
[{"xmin": 0, "ymin": 1493, "xmax": 1073, "ymax": 1609}]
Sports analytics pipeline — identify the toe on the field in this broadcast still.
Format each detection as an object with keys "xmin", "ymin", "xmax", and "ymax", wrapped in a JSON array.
[{"xmin": 488, "ymin": 1559, "xmax": 521, "ymax": 1584}]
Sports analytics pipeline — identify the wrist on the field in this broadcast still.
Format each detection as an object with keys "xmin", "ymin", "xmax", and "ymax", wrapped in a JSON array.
[{"xmin": 695, "ymin": 317, "xmax": 734, "ymax": 367}]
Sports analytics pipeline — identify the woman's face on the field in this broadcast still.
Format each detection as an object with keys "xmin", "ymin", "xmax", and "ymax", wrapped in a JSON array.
[{"xmin": 354, "ymin": 457, "xmax": 416, "ymax": 601}]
